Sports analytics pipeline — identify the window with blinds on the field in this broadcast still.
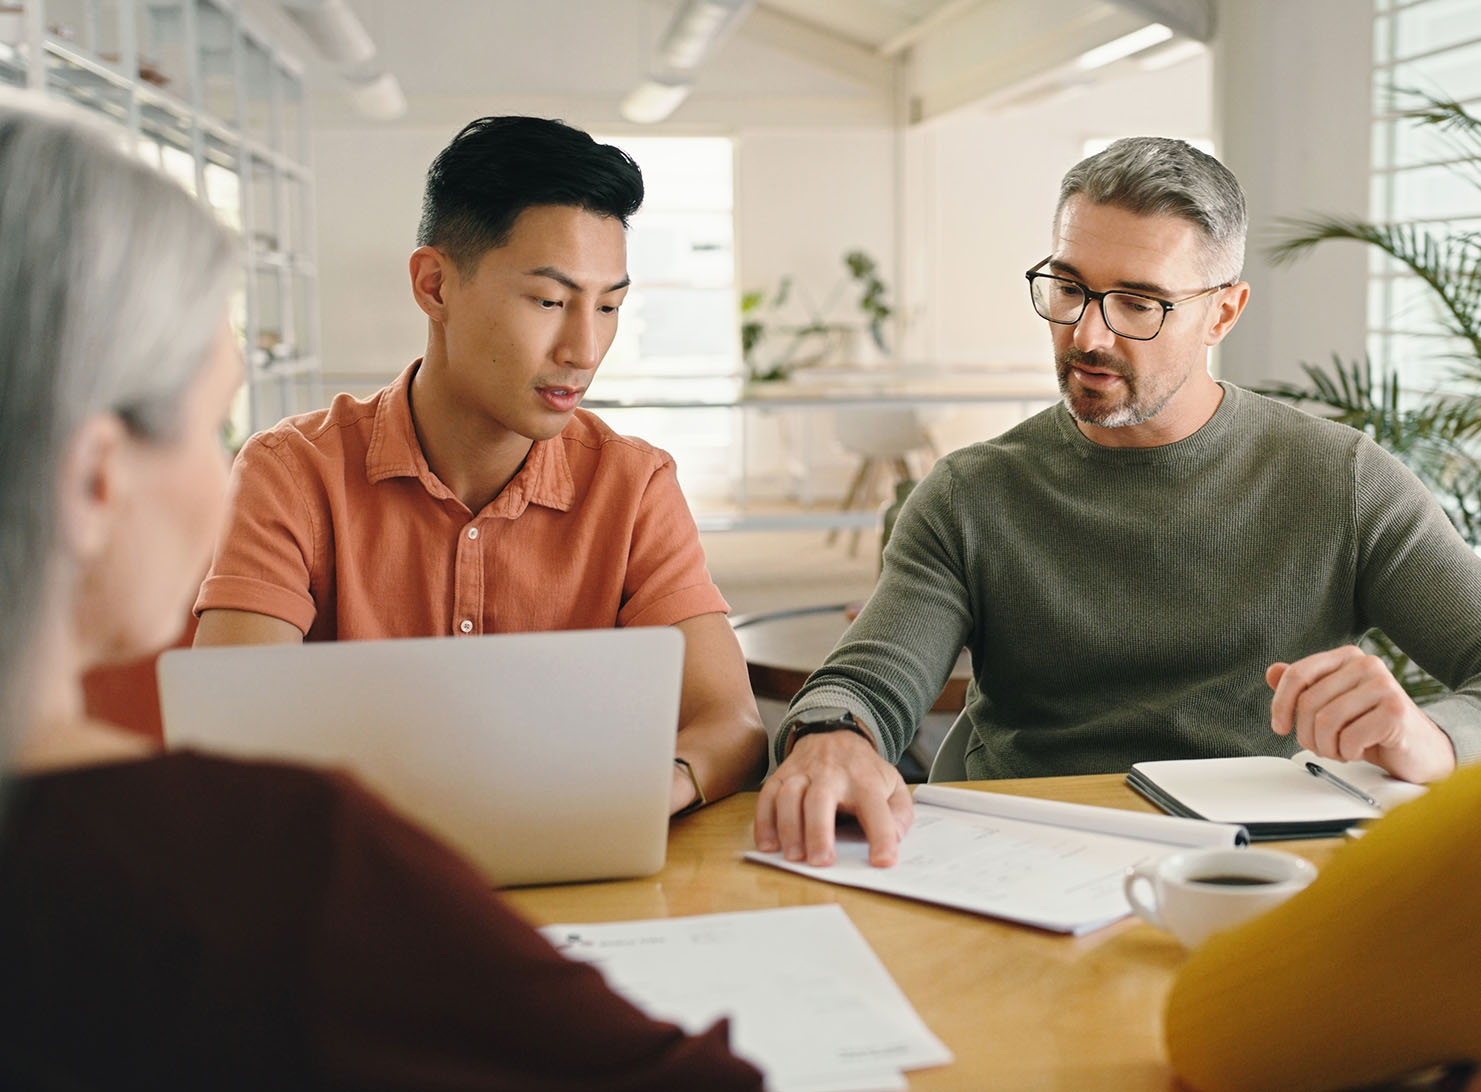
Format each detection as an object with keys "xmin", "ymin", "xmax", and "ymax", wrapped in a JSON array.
[{"xmin": 1370, "ymin": 0, "xmax": 1481, "ymax": 394}]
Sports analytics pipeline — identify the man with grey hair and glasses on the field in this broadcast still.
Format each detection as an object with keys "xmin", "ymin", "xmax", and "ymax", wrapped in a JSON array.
[{"xmin": 755, "ymin": 136, "xmax": 1481, "ymax": 868}]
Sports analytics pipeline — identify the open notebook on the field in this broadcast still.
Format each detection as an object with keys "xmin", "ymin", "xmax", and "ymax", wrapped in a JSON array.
[
  {"xmin": 159, "ymin": 628, "xmax": 684, "ymax": 886},
  {"xmin": 1127, "ymin": 749, "xmax": 1428, "ymax": 840}
]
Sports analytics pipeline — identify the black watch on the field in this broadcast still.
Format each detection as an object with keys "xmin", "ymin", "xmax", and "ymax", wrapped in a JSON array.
[{"xmin": 788, "ymin": 706, "xmax": 870, "ymax": 748}]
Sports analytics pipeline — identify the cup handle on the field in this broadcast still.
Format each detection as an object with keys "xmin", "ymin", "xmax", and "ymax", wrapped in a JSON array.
[{"xmin": 1123, "ymin": 862, "xmax": 1165, "ymax": 929}]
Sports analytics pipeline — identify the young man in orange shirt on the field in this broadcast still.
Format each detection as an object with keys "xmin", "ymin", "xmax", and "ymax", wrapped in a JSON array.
[{"xmin": 195, "ymin": 116, "xmax": 766, "ymax": 814}]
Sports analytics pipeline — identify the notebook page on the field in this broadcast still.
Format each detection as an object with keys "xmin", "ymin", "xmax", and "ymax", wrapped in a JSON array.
[{"xmin": 1131, "ymin": 756, "xmax": 1379, "ymax": 822}]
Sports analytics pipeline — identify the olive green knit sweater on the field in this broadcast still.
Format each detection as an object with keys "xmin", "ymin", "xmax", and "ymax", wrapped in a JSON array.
[{"xmin": 783, "ymin": 383, "xmax": 1481, "ymax": 779}]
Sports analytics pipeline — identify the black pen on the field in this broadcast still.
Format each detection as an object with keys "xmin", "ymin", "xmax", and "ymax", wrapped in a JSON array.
[{"xmin": 1305, "ymin": 761, "xmax": 1381, "ymax": 810}]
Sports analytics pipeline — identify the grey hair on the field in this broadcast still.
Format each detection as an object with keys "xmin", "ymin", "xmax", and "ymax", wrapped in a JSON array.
[
  {"xmin": 1055, "ymin": 136, "xmax": 1247, "ymax": 283},
  {"xmin": 0, "ymin": 92, "xmax": 238, "ymax": 748}
]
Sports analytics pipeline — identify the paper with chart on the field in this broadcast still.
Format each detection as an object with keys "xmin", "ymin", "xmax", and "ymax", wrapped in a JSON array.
[
  {"xmin": 745, "ymin": 785, "xmax": 1247, "ymax": 935},
  {"xmin": 540, "ymin": 903, "xmax": 950, "ymax": 1092}
]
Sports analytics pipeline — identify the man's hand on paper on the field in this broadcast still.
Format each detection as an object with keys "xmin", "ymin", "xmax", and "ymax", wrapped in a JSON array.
[
  {"xmin": 1267, "ymin": 645, "xmax": 1456, "ymax": 784},
  {"xmin": 754, "ymin": 730, "xmax": 913, "ymax": 868}
]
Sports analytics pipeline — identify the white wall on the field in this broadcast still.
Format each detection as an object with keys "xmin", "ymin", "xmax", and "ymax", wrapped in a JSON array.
[
  {"xmin": 906, "ymin": 0, "xmax": 1151, "ymax": 121},
  {"xmin": 734, "ymin": 127, "xmax": 896, "ymax": 331},
  {"xmin": 1213, "ymin": 0, "xmax": 1373, "ymax": 390},
  {"xmin": 721, "ymin": 126, "xmax": 902, "ymax": 501},
  {"xmin": 311, "ymin": 125, "xmax": 451, "ymax": 385},
  {"xmin": 904, "ymin": 53, "xmax": 1212, "ymax": 371}
]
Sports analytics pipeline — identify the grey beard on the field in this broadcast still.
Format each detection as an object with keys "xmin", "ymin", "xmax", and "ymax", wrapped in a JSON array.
[
  {"xmin": 1056, "ymin": 350, "xmax": 1148, "ymax": 427},
  {"xmin": 1065, "ymin": 397, "xmax": 1147, "ymax": 428}
]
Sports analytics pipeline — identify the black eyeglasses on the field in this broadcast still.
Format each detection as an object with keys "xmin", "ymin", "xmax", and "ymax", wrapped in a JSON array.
[{"xmin": 1025, "ymin": 256, "xmax": 1230, "ymax": 341}]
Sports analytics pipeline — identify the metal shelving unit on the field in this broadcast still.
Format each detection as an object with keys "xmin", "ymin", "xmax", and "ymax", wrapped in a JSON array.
[{"xmin": 0, "ymin": 0, "xmax": 320, "ymax": 435}]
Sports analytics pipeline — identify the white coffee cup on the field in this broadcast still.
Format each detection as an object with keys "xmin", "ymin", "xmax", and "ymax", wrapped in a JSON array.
[{"xmin": 1122, "ymin": 848, "xmax": 1317, "ymax": 948}]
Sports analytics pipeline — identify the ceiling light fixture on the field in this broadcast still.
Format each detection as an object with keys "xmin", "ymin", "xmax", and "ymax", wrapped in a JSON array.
[
  {"xmin": 660, "ymin": 0, "xmax": 746, "ymax": 70},
  {"xmin": 1074, "ymin": 22, "xmax": 1174, "ymax": 71},
  {"xmin": 1137, "ymin": 38, "xmax": 1208, "ymax": 71},
  {"xmin": 620, "ymin": 0, "xmax": 755, "ymax": 124},
  {"xmin": 278, "ymin": 0, "xmax": 406, "ymax": 120},
  {"xmin": 279, "ymin": 0, "xmax": 374, "ymax": 65},
  {"xmin": 344, "ymin": 71, "xmax": 408, "ymax": 121},
  {"xmin": 620, "ymin": 79, "xmax": 694, "ymax": 125}
]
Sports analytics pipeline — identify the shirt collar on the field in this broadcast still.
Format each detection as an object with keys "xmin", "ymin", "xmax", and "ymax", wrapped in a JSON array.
[{"xmin": 365, "ymin": 359, "xmax": 576, "ymax": 517}]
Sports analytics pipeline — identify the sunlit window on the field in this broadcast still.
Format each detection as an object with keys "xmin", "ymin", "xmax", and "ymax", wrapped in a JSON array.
[
  {"xmin": 1370, "ymin": 0, "xmax": 1481, "ymax": 393},
  {"xmin": 592, "ymin": 135, "xmax": 741, "ymax": 504}
]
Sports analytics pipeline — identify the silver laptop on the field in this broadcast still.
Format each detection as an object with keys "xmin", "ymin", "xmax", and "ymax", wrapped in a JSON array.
[{"xmin": 158, "ymin": 627, "xmax": 683, "ymax": 887}]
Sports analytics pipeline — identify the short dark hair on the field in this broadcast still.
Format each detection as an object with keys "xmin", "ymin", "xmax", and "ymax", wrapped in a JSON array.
[{"xmin": 416, "ymin": 116, "xmax": 644, "ymax": 275}]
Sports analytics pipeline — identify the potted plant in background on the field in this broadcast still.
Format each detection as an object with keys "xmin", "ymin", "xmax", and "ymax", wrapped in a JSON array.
[
  {"xmin": 844, "ymin": 248, "xmax": 893, "ymax": 357},
  {"xmin": 1256, "ymin": 89, "xmax": 1481, "ymax": 697},
  {"xmin": 740, "ymin": 248, "xmax": 894, "ymax": 382}
]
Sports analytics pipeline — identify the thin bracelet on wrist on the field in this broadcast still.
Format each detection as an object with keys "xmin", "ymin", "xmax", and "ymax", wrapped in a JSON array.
[{"xmin": 673, "ymin": 756, "xmax": 706, "ymax": 816}]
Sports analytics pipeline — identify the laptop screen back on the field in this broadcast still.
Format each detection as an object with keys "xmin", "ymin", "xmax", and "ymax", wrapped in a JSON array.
[{"xmin": 158, "ymin": 627, "xmax": 683, "ymax": 886}]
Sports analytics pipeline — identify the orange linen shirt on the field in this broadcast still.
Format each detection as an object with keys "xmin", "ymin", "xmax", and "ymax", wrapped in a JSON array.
[{"xmin": 196, "ymin": 362, "xmax": 727, "ymax": 640}]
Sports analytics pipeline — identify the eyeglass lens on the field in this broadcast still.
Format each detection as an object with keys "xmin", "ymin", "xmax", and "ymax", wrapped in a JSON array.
[{"xmin": 1030, "ymin": 276, "xmax": 1164, "ymax": 339}]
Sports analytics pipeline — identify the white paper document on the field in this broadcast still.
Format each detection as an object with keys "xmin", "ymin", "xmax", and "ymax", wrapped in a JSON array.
[
  {"xmin": 540, "ymin": 904, "xmax": 951, "ymax": 1092},
  {"xmin": 745, "ymin": 785, "xmax": 1247, "ymax": 935}
]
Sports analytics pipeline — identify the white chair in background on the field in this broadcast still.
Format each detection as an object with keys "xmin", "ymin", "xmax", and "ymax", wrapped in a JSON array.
[
  {"xmin": 927, "ymin": 712, "xmax": 973, "ymax": 782},
  {"xmin": 826, "ymin": 407, "xmax": 938, "ymax": 555}
]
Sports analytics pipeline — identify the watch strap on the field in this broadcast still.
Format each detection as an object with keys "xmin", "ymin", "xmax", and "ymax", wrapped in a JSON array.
[{"xmin": 788, "ymin": 713, "xmax": 871, "ymax": 749}]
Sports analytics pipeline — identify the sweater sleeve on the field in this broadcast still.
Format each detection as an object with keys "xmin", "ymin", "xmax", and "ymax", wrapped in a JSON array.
[
  {"xmin": 303, "ymin": 777, "xmax": 763, "ymax": 1091},
  {"xmin": 1351, "ymin": 438, "xmax": 1481, "ymax": 762},
  {"xmin": 1164, "ymin": 762, "xmax": 1481, "ymax": 1092},
  {"xmin": 778, "ymin": 462, "xmax": 974, "ymax": 764}
]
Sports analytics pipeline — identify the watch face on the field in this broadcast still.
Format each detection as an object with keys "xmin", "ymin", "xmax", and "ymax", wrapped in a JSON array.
[{"xmin": 795, "ymin": 706, "xmax": 853, "ymax": 726}]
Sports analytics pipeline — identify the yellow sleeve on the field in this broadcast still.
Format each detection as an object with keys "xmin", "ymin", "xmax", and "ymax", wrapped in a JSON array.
[{"xmin": 1165, "ymin": 763, "xmax": 1481, "ymax": 1092}]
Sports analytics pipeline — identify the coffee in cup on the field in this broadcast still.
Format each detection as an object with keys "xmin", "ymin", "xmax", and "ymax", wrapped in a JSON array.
[
  {"xmin": 1189, "ymin": 874, "xmax": 1279, "ymax": 886},
  {"xmin": 1123, "ymin": 848, "xmax": 1317, "ymax": 947}
]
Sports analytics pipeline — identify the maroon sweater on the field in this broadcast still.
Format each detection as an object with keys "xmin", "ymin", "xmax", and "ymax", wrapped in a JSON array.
[{"xmin": 0, "ymin": 752, "xmax": 762, "ymax": 1091}]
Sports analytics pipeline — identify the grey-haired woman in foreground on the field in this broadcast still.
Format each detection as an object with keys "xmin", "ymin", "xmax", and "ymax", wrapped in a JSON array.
[{"xmin": 0, "ymin": 93, "xmax": 759, "ymax": 1091}]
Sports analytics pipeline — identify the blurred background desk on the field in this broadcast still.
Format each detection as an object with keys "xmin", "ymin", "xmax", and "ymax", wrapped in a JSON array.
[
  {"xmin": 585, "ymin": 365, "xmax": 1059, "ymax": 533},
  {"xmin": 505, "ymin": 775, "xmax": 1343, "ymax": 1092},
  {"xmin": 732, "ymin": 603, "xmax": 970, "ymax": 779},
  {"xmin": 732, "ymin": 603, "xmax": 971, "ymax": 710}
]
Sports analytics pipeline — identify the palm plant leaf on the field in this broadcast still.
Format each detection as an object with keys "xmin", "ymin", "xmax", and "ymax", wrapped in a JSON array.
[
  {"xmin": 1269, "ymin": 221, "xmax": 1481, "ymax": 363},
  {"xmin": 1393, "ymin": 88, "xmax": 1481, "ymax": 177},
  {"xmin": 1255, "ymin": 356, "xmax": 1408, "ymax": 447},
  {"xmin": 1262, "ymin": 90, "xmax": 1481, "ymax": 701}
]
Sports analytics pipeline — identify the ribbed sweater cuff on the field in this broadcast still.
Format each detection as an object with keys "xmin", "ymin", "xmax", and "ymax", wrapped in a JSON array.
[
  {"xmin": 773, "ymin": 687, "xmax": 891, "ymax": 766},
  {"xmin": 1421, "ymin": 694, "xmax": 1481, "ymax": 764}
]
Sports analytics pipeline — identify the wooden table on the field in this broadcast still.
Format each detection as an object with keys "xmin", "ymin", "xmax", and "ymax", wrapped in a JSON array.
[
  {"xmin": 505, "ymin": 775, "xmax": 1343, "ymax": 1091},
  {"xmin": 732, "ymin": 603, "xmax": 972, "ymax": 710}
]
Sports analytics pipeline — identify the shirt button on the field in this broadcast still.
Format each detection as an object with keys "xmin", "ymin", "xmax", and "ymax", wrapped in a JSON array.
[
  {"xmin": 467, "ymin": 527, "xmax": 479, "ymax": 540},
  {"xmin": 459, "ymin": 619, "xmax": 474, "ymax": 634}
]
